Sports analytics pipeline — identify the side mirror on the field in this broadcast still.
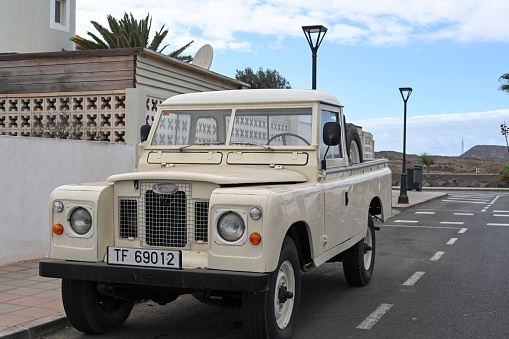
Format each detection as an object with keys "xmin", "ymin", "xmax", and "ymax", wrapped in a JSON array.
[
  {"xmin": 321, "ymin": 122, "xmax": 341, "ymax": 171},
  {"xmin": 323, "ymin": 122, "xmax": 341, "ymax": 146},
  {"xmin": 140, "ymin": 125, "xmax": 151, "ymax": 142}
]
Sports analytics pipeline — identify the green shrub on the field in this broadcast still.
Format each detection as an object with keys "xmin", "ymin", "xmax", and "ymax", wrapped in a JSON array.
[{"xmin": 500, "ymin": 165, "xmax": 509, "ymax": 181}]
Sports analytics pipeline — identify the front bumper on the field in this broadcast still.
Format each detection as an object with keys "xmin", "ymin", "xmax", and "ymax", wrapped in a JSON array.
[{"xmin": 39, "ymin": 260, "xmax": 269, "ymax": 293}]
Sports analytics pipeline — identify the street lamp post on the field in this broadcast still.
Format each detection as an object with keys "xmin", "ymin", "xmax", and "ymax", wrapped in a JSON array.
[
  {"xmin": 398, "ymin": 87, "xmax": 413, "ymax": 204},
  {"xmin": 302, "ymin": 25, "xmax": 327, "ymax": 90}
]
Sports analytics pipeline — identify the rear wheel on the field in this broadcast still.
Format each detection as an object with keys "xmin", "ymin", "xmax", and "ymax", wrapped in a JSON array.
[
  {"xmin": 242, "ymin": 236, "xmax": 301, "ymax": 339},
  {"xmin": 62, "ymin": 279, "xmax": 133, "ymax": 334},
  {"xmin": 342, "ymin": 214, "xmax": 375, "ymax": 286}
]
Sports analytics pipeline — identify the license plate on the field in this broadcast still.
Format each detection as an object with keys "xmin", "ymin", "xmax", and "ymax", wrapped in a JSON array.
[{"xmin": 107, "ymin": 247, "xmax": 182, "ymax": 269}]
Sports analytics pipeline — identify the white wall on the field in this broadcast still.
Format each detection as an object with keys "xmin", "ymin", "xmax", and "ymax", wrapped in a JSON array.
[
  {"xmin": 0, "ymin": 136, "xmax": 136, "ymax": 265},
  {"xmin": 0, "ymin": 0, "xmax": 76, "ymax": 53}
]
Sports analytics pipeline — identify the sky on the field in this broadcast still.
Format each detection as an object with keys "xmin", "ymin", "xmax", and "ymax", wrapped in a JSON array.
[{"xmin": 75, "ymin": 0, "xmax": 509, "ymax": 156}]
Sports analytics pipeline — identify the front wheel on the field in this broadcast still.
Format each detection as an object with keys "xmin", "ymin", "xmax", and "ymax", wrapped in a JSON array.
[
  {"xmin": 342, "ymin": 214, "xmax": 376, "ymax": 286},
  {"xmin": 62, "ymin": 279, "xmax": 134, "ymax": 334},
  {"xmin": 242, "ymin": 236, "xmax": 301, "ymax": 339}
]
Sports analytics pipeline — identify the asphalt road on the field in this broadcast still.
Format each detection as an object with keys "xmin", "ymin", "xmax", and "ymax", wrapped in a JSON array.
[{"xmin": 46, "ymin": 191, "xmax": 509, "ymax": 339}]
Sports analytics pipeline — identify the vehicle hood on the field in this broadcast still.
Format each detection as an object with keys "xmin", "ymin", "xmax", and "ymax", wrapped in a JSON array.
[{"xmin": 108, "ymin": 165, "xmax": 308, "ymax": 185}]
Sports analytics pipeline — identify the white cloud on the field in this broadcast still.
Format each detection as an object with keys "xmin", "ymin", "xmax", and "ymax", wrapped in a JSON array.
[
  {"xmin": 75, "ymin": 0, "xmax": 509, "ymax": 53},
  {"xmin": 353, "ymin": 109, "xmax": 509, "ymax": 156}
]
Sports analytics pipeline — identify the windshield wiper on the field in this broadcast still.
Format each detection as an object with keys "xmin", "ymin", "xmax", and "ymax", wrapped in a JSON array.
[
  {"xmin": 230, "ymin": 142, "xmax": 273, "ymax": 151},
  {"xmin": 178, "ymin": 142, "xmax": 223, "ymax": 152}
]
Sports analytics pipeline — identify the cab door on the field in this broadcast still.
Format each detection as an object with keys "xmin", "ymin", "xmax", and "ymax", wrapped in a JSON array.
[{"xmin": 320, "ymin": 108, "xmax": 351, "ymax": 252}]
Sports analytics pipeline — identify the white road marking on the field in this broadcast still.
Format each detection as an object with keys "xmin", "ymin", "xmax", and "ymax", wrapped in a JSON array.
[
  {"xmin": 418, "ymin": 209, "xmax": 477, "ymax": 213},
  {"xmin": 450, "ymin": 199, "xmax": 490, "ymax": 202},
  {"xmin": 454, "ymin": 213, "xmax": 474, "ymax": 216},
  {"xmin": 494, "ymin": 210, "xmax": 509, "ymax": 213},
  {"xmin": 394, "ymin": 220, "xmax": 419, "ymax": 223},
  {"xmin": 440, "ymin": 221, "xmax": 464, "ymax": 225},
  {"xmin": 449, "ymin": 193, "xmax": 494, "ymax": 197},
  {"xmin": 356, "ymin": 304, "xmax": 393, "ymax": 330},
  {"xmin": 494, "ymin": 215, "xmax": 509, "ymax": 217},
  {"xmin": 384, "ymin": 225, "xmax": 462, "ymax": 230},
  {"xmin": 447, "ymin": 196, "xmax": 490, "ymax": 201},
  {"xmin": 415, "ymin": 212, "xmax": 435, "ymax": 215},
  {"xmin": 487, "ymin": 223, "xmax": 509, "ymax": 227},
  {"xmin": 403, "ymin": 271, "xmax": 426, "ymax": 286},
  {"xmin": 458, "ymin": 228, "xmax": 468, "ymax": 233},
  {"xmin": 441, "ymin": 200, "xmax": 487, "ymax": 204},
  {"xmin": 447, "ymin": 238, "xmax": 458, "ymax": 245},
  {"xmin": 430, "ymin": 251, "xmax": 445, "ymax": 261}
]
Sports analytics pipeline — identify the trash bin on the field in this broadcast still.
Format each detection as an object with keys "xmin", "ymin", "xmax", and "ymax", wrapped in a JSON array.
[{"xmin": 407, "ymin": 165, "xmax": 423, "ymax": 191}]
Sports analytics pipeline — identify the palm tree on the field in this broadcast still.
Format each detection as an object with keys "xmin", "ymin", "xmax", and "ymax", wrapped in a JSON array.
[
  {"xmin": 72, "ymin": 13, "xmax": 193, "ymax": 62},
  {"xmin": 501, "ymin": 121, "xmax": 509, "ymax": 155},
  {"xmin": 419, "ymin": 152, "xmax": 435, "ymax": 176},
  {"xmin": 499, "ymin": 73, "xmax": 509, "ymax": 93}
]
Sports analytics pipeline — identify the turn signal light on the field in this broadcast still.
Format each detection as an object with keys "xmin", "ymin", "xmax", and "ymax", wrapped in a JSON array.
[
  {"xmin": 249, "ymin": 232, "xmax": 261, "ymax": 245},
  {"xmin": 53, "ymin": 224, "xmax": 64, "ymax": 235}
]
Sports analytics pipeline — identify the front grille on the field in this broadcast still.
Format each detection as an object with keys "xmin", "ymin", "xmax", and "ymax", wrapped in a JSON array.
[{"xmin": 119, "ymin": 182, "xmax": 209, "ymax": 248}]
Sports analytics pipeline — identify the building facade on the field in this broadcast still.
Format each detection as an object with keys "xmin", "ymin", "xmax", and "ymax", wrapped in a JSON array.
[{"xmin": 0, "ymin": 0, "xmax": 76, "ymax": 53}]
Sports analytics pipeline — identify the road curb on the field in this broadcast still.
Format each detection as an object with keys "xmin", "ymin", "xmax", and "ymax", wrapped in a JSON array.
[{"xmin": 0, "ymin": 313, "xmax": 69, "ymax": 339}]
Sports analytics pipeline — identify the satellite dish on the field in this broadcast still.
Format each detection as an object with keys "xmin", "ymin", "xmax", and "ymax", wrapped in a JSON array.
[{"xmin": 192, "ymin": 44, "xmax": 213, "ymax": 69}]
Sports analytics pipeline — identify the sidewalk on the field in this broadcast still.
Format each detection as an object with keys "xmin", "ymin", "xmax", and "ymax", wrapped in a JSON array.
[
  {"xmin": 0, "ymin": 189, "xmax": 447, "ymax": 338},
  {"xmin": 0, "ymin": 259, "xmax": 68, "ymax": 339},
  {"xmin": 391, "ymin": 188, "xmax": 448, "ymax": 211}
]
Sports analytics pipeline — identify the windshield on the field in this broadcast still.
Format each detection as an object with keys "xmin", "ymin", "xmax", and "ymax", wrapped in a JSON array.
[
  {"xmin": 152, "ymin": 109, "xmax": 230, "ymax": 146},
  {"xmin": 151, "ymin": 107, "xmax": 313, "ymax": 147},
  {"xmin": 232, "ymin": 108, "xmax": 312, "ymax": 146}
]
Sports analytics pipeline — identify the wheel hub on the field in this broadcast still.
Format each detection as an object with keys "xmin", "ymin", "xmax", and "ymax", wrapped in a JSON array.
[{"xmin": 278, "ymin": 284, "xmax": 294, "ymax": 303}]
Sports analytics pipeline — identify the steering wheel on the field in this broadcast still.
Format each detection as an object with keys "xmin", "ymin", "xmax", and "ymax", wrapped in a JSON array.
[{"xmin": 267, "ymin": 133, "xmax": 310, "ymax": 146}]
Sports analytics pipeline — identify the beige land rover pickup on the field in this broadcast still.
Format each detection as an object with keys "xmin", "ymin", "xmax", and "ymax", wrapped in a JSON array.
[{"xmin": 40, "ymin": 89, "xmax": 392, "ymax": 339}]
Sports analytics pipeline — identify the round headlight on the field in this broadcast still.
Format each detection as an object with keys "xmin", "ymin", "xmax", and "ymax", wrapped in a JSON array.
[
  {"xmin": 70, "ymin": 207, "xmax": 92, "ymax": 235},
  {"xmin": 217, "ymin": 212, "xmax": 245, "ymax": 242},
  {"xmin": 53, "ymin": 201, "xmax": 64, "ymax": 213}
]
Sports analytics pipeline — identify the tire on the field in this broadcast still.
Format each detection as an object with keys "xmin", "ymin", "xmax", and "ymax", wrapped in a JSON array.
[
  {"xmin": 242, "ymin": 236, "xmax": 301, "ymax": 339},
  {"xmin": 342, "ymin": 214, "xmax": 375, "ymax": 286},
  {"xmin": 62, "ymin": 279, "xmax": 134, "ymax": 334},
  {"xmin": 346, "ymin": 123, "xmax": 363, "ymax": 164}
]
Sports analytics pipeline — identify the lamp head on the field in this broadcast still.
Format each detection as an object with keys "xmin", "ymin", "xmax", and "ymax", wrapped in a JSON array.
[
  {"xmin": 302, "ymin": 25, "xmax": 328, "ymax": 52},
  {"xmin": 399, "ymin": 87, "xmax": 413, "ymax": 102}
]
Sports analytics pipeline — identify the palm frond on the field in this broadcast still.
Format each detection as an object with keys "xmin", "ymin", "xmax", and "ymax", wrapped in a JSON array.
[
  {"xmin": 107, "ymin": 14, "xmax": 121, "ymax": 37},
  {"xmin": 169, "ymin": 40, "xmax": 194, "ymax": 61},
  {"xmin": 100, "ymin": 28, "xmax": 119, "ymax": 49},
  {"xmin": 85, "ymin": 31, "xmax": 109, "ymax": 49},
  {"xmin": 500, "ymin": 73, "xmax": 509, "ymax": 93},
  {"xmin": 117, "ymin": 31, "xmax": 130, "ymax": 48},
  {"xmin": 71, "ymin": 37, "xmax": 101, "ymax": 50},
  {"xmin": 73, "ymin": 12, "xmax": 192, "ymax": 58},
  {"xmin": 129, "ymin": 31, "xmax": 143, "ymax": 48}
]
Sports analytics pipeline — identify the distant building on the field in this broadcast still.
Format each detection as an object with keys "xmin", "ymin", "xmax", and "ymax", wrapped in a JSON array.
[
  {"xmin": 0, "ymin": 0, "xmax": 76, "ymax": 53},
  {"xmin": 361, "ymin": 130, "xmax": 375, "ymax": 160}
]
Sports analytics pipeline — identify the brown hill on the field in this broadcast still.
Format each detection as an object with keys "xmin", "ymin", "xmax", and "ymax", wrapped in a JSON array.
[
  {"xmin": 461, "ymin": 145, "xmax": 509, "ymax": 158},
  {"xmin": 376, "ymin": 150, "xmax": 507, "ymax": 175}
]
